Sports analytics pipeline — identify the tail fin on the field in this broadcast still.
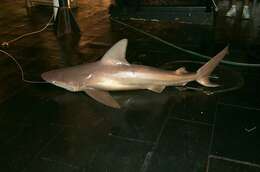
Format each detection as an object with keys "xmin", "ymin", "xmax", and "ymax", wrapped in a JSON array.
[{"xmin": 196, "ymin": 46, "xmax": 229, "ymax": 87}]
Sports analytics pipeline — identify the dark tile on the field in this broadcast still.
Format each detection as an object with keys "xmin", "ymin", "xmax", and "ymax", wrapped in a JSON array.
[
  {"xmin": 147, "ymin": 118, "xmax": 212, "ymax": 172},
  {"xmin": 87, "ymin": 138, "xmax": 152, "ymax": 172},
  {"xmin": 24, "ymin": 126, "xmax": 109, "ymax": 170},
  {"xmin": 108, "ymin": 90, "xmax": 172, "ymax": 143},
  {"xmin": 0, "ymin": 123, "xmax": 28, "ymax": 146},
  {"xmin": 24, "ymin": 157, "xmax": 82, "ymax": 172},
  {"xmin": 168, "ymin": 91, "xmax": 217, "ymax": 125},
  {"xmin": 0, "ymin": 92, "xmax": 60, "ymax": 125},
  {"xmin": 0, "ymin": 123, "xmax": 61, "ymax": 172},
  {"xmin": 208, "ymin": 157, "xmax": 260, "ymax": 172},
  {"xmin": 26, "ymin": 126, "xmax": 151, "ymax": 172},
  {"xmin": 218, "ymin": 72, "xmax": 260, "ymax": 109},
  {"xmin": 211, "ymin": 104, "xmax": 260, "ymax": 164}
]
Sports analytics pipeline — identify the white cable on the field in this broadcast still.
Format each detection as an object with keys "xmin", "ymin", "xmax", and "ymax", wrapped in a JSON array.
[
  {"xmin": 1, "ymin": 14, "xmax": 54, "ymax": 47},
  {"xmin": 0, "ymin": 49, "xmax": 47, "ymax": 84},
  {"xmin": 0, "ymin": 14, "xmax": 55, "ymax": 83}
]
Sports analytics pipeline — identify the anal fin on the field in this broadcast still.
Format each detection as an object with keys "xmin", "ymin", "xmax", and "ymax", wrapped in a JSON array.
[
  {"xmin": 147, "ymin": 85, "xmax": 166, "ymax": 93},
  {"xmin": 84, "ymin": 89, "xmax": 120, "ymax": 108}
]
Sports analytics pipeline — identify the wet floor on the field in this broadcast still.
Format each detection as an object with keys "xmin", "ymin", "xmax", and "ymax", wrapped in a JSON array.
[{"xmin": 0, "ymin": 0, "xmax": 260, "ymax": 172}]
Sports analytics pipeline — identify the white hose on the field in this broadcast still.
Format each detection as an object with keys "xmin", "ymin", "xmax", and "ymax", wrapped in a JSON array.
[
  {"xmin": 0, "ymin": 49, "xmax": 47, "ymax": 83},
  {"xmin": 1, "ymin": 14, "xmax": 54, "ymax": 47}
]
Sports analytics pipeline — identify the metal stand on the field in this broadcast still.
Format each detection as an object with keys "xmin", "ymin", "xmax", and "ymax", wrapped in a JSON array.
[{"xmin": 54, "ymin": 0, "xmax": 80, "ymax": 37}]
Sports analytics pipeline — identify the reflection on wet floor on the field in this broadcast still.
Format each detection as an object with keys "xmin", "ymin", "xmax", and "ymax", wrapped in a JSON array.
[{"xmin": 0, "ymin": 0, "xmax": 260, "ymax": 172}]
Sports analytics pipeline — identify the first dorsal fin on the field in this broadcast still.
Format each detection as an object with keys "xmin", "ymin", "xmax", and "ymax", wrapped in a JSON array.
[{"xmin": 101, "ymin": 39, "xmax": 130, "ymax": 65}]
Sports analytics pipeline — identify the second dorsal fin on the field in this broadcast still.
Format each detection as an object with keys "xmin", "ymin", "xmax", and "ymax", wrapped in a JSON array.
[
  {"xmin": 101, "ymin": 39, "xmax": 130, "ymax": 65},
  {"xmin": 176, "ymin": 67, "xmax": 188, "ymax": 75}
]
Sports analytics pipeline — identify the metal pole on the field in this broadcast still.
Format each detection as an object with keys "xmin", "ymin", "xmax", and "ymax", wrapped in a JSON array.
[{"xmin": 53, "ymin": 0, "xmax": 59, "ymax": 20}]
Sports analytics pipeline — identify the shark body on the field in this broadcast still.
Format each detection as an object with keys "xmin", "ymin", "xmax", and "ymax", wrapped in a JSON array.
[{"xmin": 42, "ymin": 39, "xmax": 228, "ymax": 108}]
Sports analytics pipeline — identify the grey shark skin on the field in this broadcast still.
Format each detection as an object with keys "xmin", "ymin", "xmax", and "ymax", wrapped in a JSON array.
[{"xmin": 42, "ymin": 39, "xmax": 229, "ymax": 109}]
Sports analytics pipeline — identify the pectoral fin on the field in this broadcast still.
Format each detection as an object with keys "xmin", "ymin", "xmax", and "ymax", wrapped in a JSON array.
[
  {"xmin": 84, "ymin": 89, "xmax": 120, "ymax": 109},
  {"xmin": 147, "ymin": 85, "xmax": 166, "ymax": 93}
]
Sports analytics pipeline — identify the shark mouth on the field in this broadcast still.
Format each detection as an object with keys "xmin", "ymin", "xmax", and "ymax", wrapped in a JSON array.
[{"xmin": 50, "ymin": 80, "xmax": 77, "ymax": 92}]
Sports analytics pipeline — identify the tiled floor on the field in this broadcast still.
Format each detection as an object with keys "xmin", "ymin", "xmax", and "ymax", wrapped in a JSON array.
[{"xmin": 0, "ymin": 0, "xmax": 260, "ymax": 172}]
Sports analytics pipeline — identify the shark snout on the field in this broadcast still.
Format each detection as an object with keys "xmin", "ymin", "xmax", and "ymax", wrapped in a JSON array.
[
  {"xmin": 41, "ymin": 71, "xmax": 58, "ymax": 84},
  {"xmin": 41, "ymin": 71, "xmax": 77, "ymax": 92},
  {"xmin": 41, "ymin": 72, "xmax": 51, "ymax": 82}
]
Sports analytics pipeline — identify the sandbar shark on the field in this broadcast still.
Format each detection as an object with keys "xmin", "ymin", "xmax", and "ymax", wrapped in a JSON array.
[{"xmin": 42, "ymin": 39, "xmax": 228, "ymax": 108}]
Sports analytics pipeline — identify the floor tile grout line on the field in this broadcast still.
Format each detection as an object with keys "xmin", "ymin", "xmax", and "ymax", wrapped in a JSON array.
[
  {"xmin": 40, "ymin": 157, "xmax": 81, "ymax": 170},
  {"xmin": 154, "ymin": 116, "xmax": 170, "ymax": 145},
  {"xmin": 169, "ymin": 116, "xmax": 213, "ymax": 127},
  {"xmin": 139, "ymin": 114, "xmax": 171, "ymax": 172},
  {"xmin": 108, "ymin": 133, "xmax": 155, "ymax": 145},
  {"xmin": 206, "ymin": 103, "xmax": 219, "ymax": 172},
  {"xmin": 209, "ymin": 155, "xmax": 260, "ymax": 168},
  {"xmin": 218, "ymin": 102, "xmax": 260, "ymax": 111},
  {"xmin": 206, "ymin": 156, "xmax": 211, "ymax": 172},
  {"xmin": 20, "ymin": 128, "xmax": 64, "ymax": 172},
  {"xmin": 208, "ymin": 103, "xmax": 218, "ymax": 154}
]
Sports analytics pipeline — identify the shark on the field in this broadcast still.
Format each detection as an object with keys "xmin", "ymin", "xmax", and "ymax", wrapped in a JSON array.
[{"xmin": 41, "ymin": 39, "xmax": 228, "ymax": 108}]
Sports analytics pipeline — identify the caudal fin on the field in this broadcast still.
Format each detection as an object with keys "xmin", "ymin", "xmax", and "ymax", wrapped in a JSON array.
[{"xmin": 196, "ymin": 46, "xmax": 229, "ymax": 87}]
